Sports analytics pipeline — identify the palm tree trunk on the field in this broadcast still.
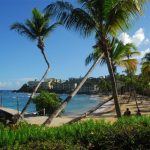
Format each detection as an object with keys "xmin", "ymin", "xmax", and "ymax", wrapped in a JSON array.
[
  {"xmin": 20, "ymin": 49, "xmax": 50, "ymax": 116},
  {"xmin": 43, "ymin": 54, "xmax": 104, "ymax": 125},
  {"xmin": 130, "ymin": 74, "xmax": 139, "ymax": 110},
  {"xmin": 67, "ymin": 96, "xmax": 113, "ymax": 124},
  {"xmin": 104, "ymin": 49, "xmax": 121, "ymax": 117}
]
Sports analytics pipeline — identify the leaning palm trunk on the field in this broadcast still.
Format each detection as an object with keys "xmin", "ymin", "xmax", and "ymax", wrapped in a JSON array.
[
  {"xmin": 104, "ymin": 48, "xmax": 121, "ymax": 117},
  {"xmin": 68, "ymin": 96, "xmax": 113, "ymax": 124},
  {"xmin": 21, "ymin": 48, "xmax": 50, "ymax": 116},
  {"xmin": 43, "ymin": 54, "xmax": 104, "ymax": 125}
]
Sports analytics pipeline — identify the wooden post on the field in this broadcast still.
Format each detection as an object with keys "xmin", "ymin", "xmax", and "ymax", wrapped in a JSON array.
[
  {"xmin": 43, "ymin": 108, "xmax": 45, "ymax": 116},
  {"xmin": 0, "ymin": 95, "xmax": 2, "ymax": 107},
  {"xmin": 16, "ymin": 96, "xmax": 19, "ymax": 113}
]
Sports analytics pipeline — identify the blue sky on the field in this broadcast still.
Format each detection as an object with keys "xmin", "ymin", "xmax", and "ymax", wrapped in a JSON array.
[{"xmin": 0, "ymin": 0, "xmax": 150, "ymax": 90}]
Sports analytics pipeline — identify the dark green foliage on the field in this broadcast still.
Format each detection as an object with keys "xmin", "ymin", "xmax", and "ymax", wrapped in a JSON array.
[
  {"xmin": 7, "ymin": 140, "xmax": 85, "ymax": 150},
  {"xmin": 0, "ymin": 116, "xmax": 150, "ymax": 149},
  {"xmin": 33, "ymin": 91, "xmax": 61, "ymax": 115}
]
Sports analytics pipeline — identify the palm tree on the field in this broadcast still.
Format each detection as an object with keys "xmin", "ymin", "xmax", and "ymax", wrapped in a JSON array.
[
  {"xmin": 86, "ymin": 40, "xmax": 140, "ymax": 110},
  {"xmin": 142, "ymin": 52, "xmax": 150, "ymax": 80},
  {"xmin": 11, "ymin": 8, "xmax": 61, "ymax": 117},
  {"xmin": 43, "ymin": 0, "xmax": 146, "ymax": 124}
]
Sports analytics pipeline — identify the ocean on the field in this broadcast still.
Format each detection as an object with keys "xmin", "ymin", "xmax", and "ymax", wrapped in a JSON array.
[{"xmin": 0, "ymin": 90, "xmax": 101, "ymax": 116}]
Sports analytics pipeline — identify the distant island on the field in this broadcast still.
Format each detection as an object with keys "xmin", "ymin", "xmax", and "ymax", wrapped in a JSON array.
[{"xmin": 16, "ymin": 77, "xmax": 100, "ymax": 94}]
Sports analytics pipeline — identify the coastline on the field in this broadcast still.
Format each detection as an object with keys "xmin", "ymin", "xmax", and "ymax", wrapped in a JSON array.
[{"xmin": 1, "ymin": 92, "xmax": 150, "ymax": 126}]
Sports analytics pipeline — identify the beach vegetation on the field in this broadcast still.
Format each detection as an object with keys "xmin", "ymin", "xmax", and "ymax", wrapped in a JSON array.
[{"xmin": 0, "ymin": 116, "xmax": 150, "ymax": 149}]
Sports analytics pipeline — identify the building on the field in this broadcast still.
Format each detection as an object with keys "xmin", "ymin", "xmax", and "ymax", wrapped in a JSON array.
[
  {"xmin": 79, "ymin": 84, "xmax": 99, "ymax": 94},
  {"xmin": 53, "ymin": 82, "xmax": 77, "ymax": 92},
  {"xmin": 44, "ymin": 78, "xmax": 61, "ymax": 83},
  {"xmin": 53, "ymin": 82, "xmax": 99, "ymax": 94},
  {"xmin": 41, "ymin": 81, "xmax": 53, "ymax": 89}
]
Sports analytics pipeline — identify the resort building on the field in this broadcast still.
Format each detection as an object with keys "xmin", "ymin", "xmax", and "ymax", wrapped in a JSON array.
[
  {"xmin": 79, "ymin": 84, "xmax": 99, "ymax": 94},
  {"xmin": 53, "ymin": 83, "xmax": 77, "ymax": 92},
  {"xmin": 53, "ymin": 81, "xmax": 99, "ymax": 94},
  {"xmin": 44, "ymin": 78, "xmax": 61, "ymax": 83}
]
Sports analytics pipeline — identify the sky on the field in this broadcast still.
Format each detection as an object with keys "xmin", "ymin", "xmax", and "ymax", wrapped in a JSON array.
[{"xmin": 0, "ymin": 0, "xmax": 150, "ymax": 90}]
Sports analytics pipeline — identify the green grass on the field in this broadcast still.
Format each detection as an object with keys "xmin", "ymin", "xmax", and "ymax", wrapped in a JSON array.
[{"xmin": 0, "ymin": 116, "xmax": 150, "ymax": 149}]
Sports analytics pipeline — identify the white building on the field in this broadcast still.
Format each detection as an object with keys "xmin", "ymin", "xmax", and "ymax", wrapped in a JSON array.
[{"xmin": 44, "ymin": 78, "xmax": 61, "ymax": 83}]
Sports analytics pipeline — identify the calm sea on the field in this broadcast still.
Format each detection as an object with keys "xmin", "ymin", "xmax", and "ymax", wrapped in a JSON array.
[{"xmin": 0, "ymin": 90, "xmax": 101, "ymax": 116}]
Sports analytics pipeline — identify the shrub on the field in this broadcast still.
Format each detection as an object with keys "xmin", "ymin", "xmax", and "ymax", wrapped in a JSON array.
[
  {"xmin": 0, "ymin": 116, "xmax": 150, "ymax": 149},
  {"xmin": 33, "ymin": 91, "xmax": 61, "ymax": 115}
]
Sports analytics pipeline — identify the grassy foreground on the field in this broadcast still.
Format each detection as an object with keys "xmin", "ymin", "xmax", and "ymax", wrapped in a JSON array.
[{"xmin": 0, "ymin": 116, "xmax": 150, "ymax": 150}]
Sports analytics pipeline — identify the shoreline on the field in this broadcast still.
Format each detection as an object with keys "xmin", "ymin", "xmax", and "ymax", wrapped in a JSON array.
[
  {"xmin": 1, "ymin": 92, "xmax": 150, "ymax": 126},
  {"xmin": 25, "ymin": 95, "xmax": 115, "ymax": 126}
]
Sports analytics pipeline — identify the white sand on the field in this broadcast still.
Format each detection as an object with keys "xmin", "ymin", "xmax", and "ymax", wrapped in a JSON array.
[{"xmin": 24, "ymin": 116, "xmax": 73, "ymax": 126}]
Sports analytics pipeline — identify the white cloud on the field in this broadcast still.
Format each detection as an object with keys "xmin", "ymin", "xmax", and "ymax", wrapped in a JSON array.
[
  {"xmin": 132, "ymin": 28, "xmax": 145, "ymax": 46},
  {"xmin": 118, "ymin": 33, "xmax": 132, "ymax": 45},
  {"xmin": 119, "ymin": 28, "xmax": 149, "ymax": 46}
]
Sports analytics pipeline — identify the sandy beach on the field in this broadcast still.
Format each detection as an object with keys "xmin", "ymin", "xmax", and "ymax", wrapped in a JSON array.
[{"xmin": 24, "ymin": 94, "xmax": 150, "ymax": 126}]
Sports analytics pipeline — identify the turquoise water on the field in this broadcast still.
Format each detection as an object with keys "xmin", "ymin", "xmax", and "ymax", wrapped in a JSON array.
[{"xmin": 0, "ymin": 91, "xmax": 101, "ymax": 116}]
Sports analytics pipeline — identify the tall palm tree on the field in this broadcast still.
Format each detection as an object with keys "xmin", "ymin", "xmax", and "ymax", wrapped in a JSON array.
[
  {"xmin": 86, "ymin": 40, "xmax": 140, "ymax": 109},
  {"xmin": 11, "ymin": 8, "xmax": 61, "ymax": 117},
  {"xmin": 43, "ymin": 0, "xmax": 146, "ymax": 124}
]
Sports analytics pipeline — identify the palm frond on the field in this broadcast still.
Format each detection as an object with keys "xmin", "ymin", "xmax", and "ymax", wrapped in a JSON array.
[
  {"xmin": 25, "ymin": 19, "xmax": 37, "ymax": 35},
  {"xmin": 65, "ymin": 8, "xmax": 96, "ymax": 37},
  {"xmin": 44, "ymin": 1, "xmax": 73, "ymax": 21},
  {"xmin": 45, "ymin": 1, "xmax": 95, "ymax": 37},
  {"xmin": 85, "ymin": 47, "xmax": 105, "ymax": 66},
  {"xmin": 106, "ymin": 0, "xmax": 146, "ymax": 35},
  {"xmin": 85, "ymin": 53, "xmax": 95, "ymax": 66},
  {"xmin": 142, "ymin": 52, "xmax": 150, "ymax": 62},
  {"xmin": 10, "ymin": 23, "xmax": 36, "ymax": 40},
  {"xmin": 120, "ymin": 59, "xmax": 138, "ymax": 71},
  {"xmin": 11, "ymin": 8, "xmax": 60, "ymax": 41},
  {"xmin": 142, "ymin": 61, "xmax": 150, "ymax": 78}
]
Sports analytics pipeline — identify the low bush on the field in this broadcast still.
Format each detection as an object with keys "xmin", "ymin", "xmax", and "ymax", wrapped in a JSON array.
[{"xmin": 0, "ymin": 116, "xmax": 150, "ymax": 149}]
